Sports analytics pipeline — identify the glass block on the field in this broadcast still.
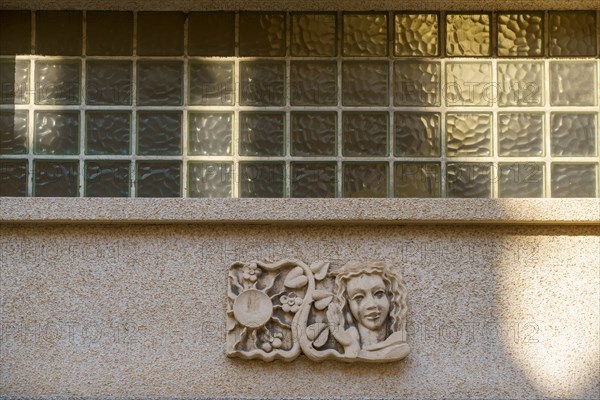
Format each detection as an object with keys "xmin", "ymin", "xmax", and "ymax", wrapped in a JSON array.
[
  {"xmin": 446, "ymin": 13, "xmax": 491, "ymax": 56},
  {"xmin": 0, "ymin": 60, "xmax": 29, "ymax": 104},
  {"xmin": 0, "ymin": 11, "xmax": 31, "ymax": 55},
  {"xmin": 188, "ymin": 12, "xmax": 235, "ymax": 56},
  {"xmin": 189, "ymin": 62, "xmax": 234, "ymax": 106},
  {"xmin": 394, "ymin": 13, "xmax": 439, "ymax": 56},
  {"xmin": 290, "ymin": 61, "xmax": 337, "ymax": 106},
  {"xmin": 239, "ymin": 162, "xmax": 285, "ymax": 198},
  {"xmin": 291, "ymin": 162, "xmax": 336, "ymax": 198},
  {"xmin": 34, "ymin": 111, "xmax": 79, "ymax": 155},
  {"xmin": 239, "ymin": 12, "xmax": 286, "ymax": 57},
  {"xmin": 36, "ymin": 11, "xmax": 82, "ymax": 56},
  {"xmin": 497, "ymin": 62, "xmax": 544, "ymax": 107},
  {"xmin": 343, "ymin": 13, "xmax": 388, "ymax": 56},
  {"xmin": 497, "ymin": 13, "xmax": 544, "ymax": 56},
  {"xmin": 343, "ymin": 112, "xmax": 388, "ymax": 157},
  {"xmin": 395, "ymin": 162, "xmax": 441, "ymax": 198},
  {"xmin": 136, "ymin": 161, "xmax": 181, "ymax": 198},
  {"xmin": 137, "ymin": 112, "xmax": 182, "ymax": 156},
  {"xmin": 499, "ymin": 163, "xmax": 544, "ymax": 198},
  {"xmin": 85, "ymin": 161, "xmax": 130, "ymax": 197},
  {"xmin": 551, "ymin": 163, "xmax": 598, "ymax": 198},
  {"xmin": 86, "ymin": 61, "xmax": 132, "ymax": 105},
  {"xmin": 239, "ymin": 112, "xmax": 285, "ymax": 156},
  {"xmin": 550, "ymin": 62, "xmax": 597, "ymax": 106},
  {"xmin": 85, "ymin": 112, "xmax": 131, "ymax": 156},
  {"xmin": 446, "ymin": 163, "xmax": 491, "ymax": 198},
  {"xmin": 291, "ymin": 112, "xmax": 336, "ymax": 157},
  {"xmin": 551, "ymin": 113, "xmax": 597, "ymax": 157},
  {"xmin": 498, "ymin": 113, "xmax": 544, "ymax": 157},
  {"xmin": 394, "ymin": 112, "xmax": 440, "ymax": 157},
  {"xmin": 445, "ymin": 62, "xmax": 492, "ymax": 107},
  {"xmin": 86, "ymin": 11, "xmax": 133, "ymax": 56},
  {"xmin": 343, "ymin": 163, "xmax": 388, "ymax": 198},
  {"xmin": 35, "ymin": 61, "xmax": 80, "ymax": 105},
  {"xmin": 342, "ymin": 62, "xmax": 388, "ymax": 106},
  {"xmin": 446, "ymin": 113, "xmax": 492, "ymax": 157},
  {"xmin": 0, "ymin": 110, "xmax": 28, "ymax": 154},
  {"xmin": 239, "ymin": 61, "xmax": 285, "ymax": 106},
  {"xmin": 188, "ymin": 112, "xmax": 232, "ymax": 156},
  {"xmin": 549, "ymin": 11, "xmax": 597, "ymax": 57},
  {"xmin": 291, "ymin": 13, "xmax": 337, "ymax": 57},
  {"xmin": 137, "ymin": 12, "xmax": 184, "ymax": 56},
  {"xmin": 137, "ymin": 62, "xmax": 183, "ymax": 106},
  {"xmin": 34, "ymin": 160, "xmax": 79, "ymax": 197},
  {"xmin": 188, "ymin": 162, "xmax": 232, "ymax": 198},
  {"xmin": 393, "ymin": 60, "xmax": 440, "ymax": 106},
  {"xmin": 0, "ymin": 160, "xmax": 28, "ymax": 196}
]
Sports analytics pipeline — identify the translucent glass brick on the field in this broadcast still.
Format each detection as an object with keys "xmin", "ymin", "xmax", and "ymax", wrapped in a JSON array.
[
  {"xmin": 137, "ymin": 12, "xmax": 184, "ymax": 56},
  {"xmin": 550, "ymin": 62, "xmax": 597, "ymax": 106},
  {"xmin": 499, "ymin": 163, "xmax": 544, "ymax": 198},
  {"xmin": 551, "ymin": 163, "xmax": 598, "ymax": 198},
  {"xmin": 188, "ymin": 112, "xmax": 232, "ymax": 156},
  {"xmin": 189, "ymin": 62, "xmax": 233, "ymax": 106},
  {"xmin": 290, "ymin": 112, "xmax": 336, "ymax": 156},
  {"xmin": 188, "ymin": 162, "xmax": 232, "ymax": 198},
  {"xmin": 0, "ymin": 160, "xmax": 28, "ymax": 196},
  {"xmin": 137, "ymin": 112, "xmax": 182, "ymax": 156},
  {"xmin": 445, "ymin": 62, "xmax": 492, "ymax": 106},
  {"xmin": 36, "ymin": 11, "xmax": 82, "ymax": 56},
  {"xmin": 85, "ymin": 161, "xmax": 130, "ymax": 197},
  {"xmin": 394, "ymin": 13, "xmax": 439, "ymax": 56},
  {"xmin": 497, "ymin": 13, "xmax": 544, "ymax": 56},
  {"xmin": 136, "ymin": 161, "xmax": 181, "ymax": 198},
  {"xmin": 239, "ymin": 112, "xmax": 285, "ymax": 156},
  {"xmin": 291, "ymin": 13, "xmax": 337, "ymax": 57},
  {"xmin": 0, "ymin": 60, "xmax": 29, "ymax": 104},
  {"xmin": 0, "ymin": 11, "xmax": 31, "ymax": 55},
  {"xmin": 343, "ymin": 112, "xmax": 388, "ymax": 157},
  {"xmin": 446, "ymin": 163, "xmax": 492, "ymax": 198},
  {"xmin": 497, "ymin": 62, "xmax": 544, "ymax": 107},
  {"xmin": 395, "ymin": 162, "xmax": 441, "ymax": 198},
  {"xmin": 549, "ymin": 11, "xmax": 597, "ymax": 57},
  {"xmin": 34, "ymin": 160, "xmax": 79, "ymax": 197},
  {"xmin": 240, "ymin": 61, "xmax": 285, "ymax": 106},
  {"xmin": 394, "ymin": 60, "xmax": 440, "ymax": 106},
  {"xmin": 239, "ymin": 12, "xmax": 286, "ymax": 57},
  {"xmin": 291, "ymin": 162, "xmax": 336, "ymax": 198},
  {"xmin": 343, "ymin": 13, "xmax": 388, "ymax": 56},
  {"xmin": 188, "ymin": 12, "xmax": 235, "ymax": 56},
  {"xmin": 498, "ymin": 113, "xmax": 544, "ymax": 157},
  {"xmin": 446, "ymin": 13, "xmax": 491, "ymax": 56},
  {"xmin": 0, "ymin": 110, "xmax": 28, "ymax": 154},
  {"xmin": 290, "ymin": 61, "xmax": 337, "ymax": 106},
  {"xmin": 86, "ymin": 61, "xmax": 132, "ymax": 105},
  {"xmin": 35, "ymin": 61, "xmax": 80, "ymax": 105},
  {"xmin": 239, "ymin": 162, "xmax": 285, "ymax": 198},
  {"xmin": 34, "ymin": 111, "xmax": 79, "ymax": 155},
  {"xmin": 137, "ymin": 61, "xmax": 183, "ymax": 106},
  {"xmin": 394, "ymin": 112, "xmax": 440, "ymax": 157},
  {"xmin": 551, "ymin": 113, "xmax": 597, "ymax": 157},
  {"xmin": 85, "ymin": 112, "xmax": 131, "ymax": 156},
  {"xmin": 446, "ymin": 113, "xmax": 492, "ymax": 157},
  {"xmin": 343, "ymin": 163, "xmax": 388, "ymax": 198},
  {"xmin": 86, "ymin": 11, "xmax": 133, "ymax": 56},
  {"xmin": 342, "ymin": 62, "xmax": 388, "ymax": 106}
]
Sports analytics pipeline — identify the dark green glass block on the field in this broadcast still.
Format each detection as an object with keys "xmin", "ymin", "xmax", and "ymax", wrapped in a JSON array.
[
  {"xmin": 0, "ymin": 60, "xmax": 29, "ymax": 104},
  {"xmin": 34, "ymin": 111, "xmax": 79, "ymax": 155},
  {"xmin": 85, "ymin": 112, "xmax": 131, "ymax": 156},
  {"xmin": 290, "ymin": 61, "xmax": 337, "ymax": 106},
  {"xmin": 549, "ymin": 11, "xmax": 597, "ymax": 56},
  {"xmin": 291, "ymin": 13, "xmax": 337, "ymax": 57},
  {"xmin": 35, "ymin": 61, "xmax": 80, "ymax": 105},
  {"xmin": 86, "ymin": 61, "xmax": 132, "ymax": 105},
  {"xmin": 239, "ymin": 12, "xmax": 286, "ymax": 57},
  {"xmin": 446, "ymin": 113, "xmax": 492, "ymax": 157},
  {"xmin": 0, "ymin": 110, "xmax": 28, "ymax": 154},
  {"xmin": 343, "ymin": 13, "xmax": 388, "ymax": 56},
  {"xmin": 497, "ymin": 13, "xmax": 544, "ymax": 57},
  {"xmin": 34, "ymin": 160, "xmax": 79, "ymax": 197},
  {"xmin": 188, "ymin": 12, "xmax": 235, "ymax": 56},
  {"xmin": 240, "ymin": 61, "xmax": 285, "ymax": 106},
  {"xmin": 394, "ymin": 60, "xmax": 441, "ymax": 106},
  {"xmin": 551, "ymin": 113, "xmax": 597, "ymax": 157},
  {"xmin": 136, "ymin": 161, "xmax": 181, "ymax": 198},
  {"xmin": 551, "ymin": 163, "xmax": 598, "ymax": 198},
  {"xmin": 0, "ymin": 160, "xmax": 28, "ymax": 196},
  {"xmin": 239, "ymin": 112, "xmax": 285, "ymax": 156},
  {"xmin": 188, "ymin": 112, "xmax": 232, "ymax": 156},
  {"xmin": 550, "ymin": 62, "xmax": 597, "ymax": 106},
  {"xmin": 394, "ymin": 112, "xmax": 440, "ymax": 157},
  {"xmin": 189, "ymin": 62, "xmax": 234, "ymax": 106},
  {"xmin": 137, "ymin": 61, "xmax": 182, "ymax": 106},
  {"xmin": 0, "ymin": 11, "xmax": 31, "ymax": 55},
  {"xmin": 239, "ymin": 162, "xmax": 285, "ymax": 198},
  {"xmin": 137, "ymin": 12, "xmax": 184, "ymax": 56},
  {"xmin": 188, "ymin": 162, "xmax": 232, "ymax": 198},
  {"xmin": 343, "ymin": 112, "xmax": 388, "ymax": 157},
  {"xmin": 36, "ymin": 11, "xmax": 82, "ymax": 56},
  {"xmin": 342, "ymin": 62, "xmax": 388, "ymax": 106},
  {"xmin": 497, "ymin": 113, "xmax": 544, "ymax": 157},
  {"xmin": 291, "ymin": 162, "xmax": 336, "ymax": 198},
  {"xmin": 498, "ymin": 163, "xmax": 544, "ymax": 198},
  {"xmin": 343, "ymin": 163, "xmax": 388, "ymax": 198},
  {"xmin": 446, "ymin": 163, "xmax": 491, "ymax": 198},
  {"xmin": 291, "ymin": 112, "xmax": 336, "ymax": 156},
  {"xmin": 446, "ymin": 13, "xmax": 491, "ymax": 56},
  {"xmin": 395, "ymin": 162, "xmax": 440, "ymax": 198},
  {"xmin": 86, "ymin": 11, "xmax": 133, "ymax": 56},
  {"xmin": 394, "ymin": 13, "xmax": 439, "ymax": 57},
  {"xmin": 85, "ymin": 161, "xmax": 130, "ymax": 197},
  {"xmin": 137, "ymin": 112, "xmax": 181, "ymax": 156}
]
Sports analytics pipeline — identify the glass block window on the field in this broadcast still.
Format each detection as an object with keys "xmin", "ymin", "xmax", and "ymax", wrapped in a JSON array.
[{"xmin": 0, "ymin": 10, "xmax": 598, "ymax": 198}]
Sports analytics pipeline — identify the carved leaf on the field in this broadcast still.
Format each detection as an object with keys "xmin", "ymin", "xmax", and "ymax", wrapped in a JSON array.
[
  {"xmin": 306, "ymin": 322, "xmax": 327, "ymax": 341},
  {"xmin": 310, "ymin": 260, "xmax": 330, "ymax": 281},
  {"xmin": 314, "ymin": 296, "xmax": 333, "ymax": 311},
  {"xmin": 313, "ymin": 326, "xmax": 329, "ymax": 348},
  {"xmin": 284, "ymin": 266, "xmax": 307, "ymax": 288}
]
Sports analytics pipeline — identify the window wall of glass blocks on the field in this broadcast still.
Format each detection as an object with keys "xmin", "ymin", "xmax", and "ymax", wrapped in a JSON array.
[{"xmin": 0, "ymin": 10, "xmax": 598, "ymax": 198}]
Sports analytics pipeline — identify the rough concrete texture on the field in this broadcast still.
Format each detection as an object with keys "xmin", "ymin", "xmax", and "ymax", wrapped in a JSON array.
[{"xmin": 1, "ymin": 223, "xmax": 598, "ymax": 399}]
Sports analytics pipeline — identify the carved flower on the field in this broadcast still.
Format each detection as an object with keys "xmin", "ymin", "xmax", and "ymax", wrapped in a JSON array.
[
  {"xmin": 261, "ymin": 332, "xmax": 283, "ymax": 352},
  {"xmin": 280, "ymin": 293, "xmax": 303, "ymax": 313},
  {"xmin": 242, "ymin": 262, "xmax": 261, "ymax": 283}
]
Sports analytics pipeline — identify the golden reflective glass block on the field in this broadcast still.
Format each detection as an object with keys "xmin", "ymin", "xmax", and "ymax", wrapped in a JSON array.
[{"xmin": 446, "ymin": 13, "xmax": 491, "ymax": 56}]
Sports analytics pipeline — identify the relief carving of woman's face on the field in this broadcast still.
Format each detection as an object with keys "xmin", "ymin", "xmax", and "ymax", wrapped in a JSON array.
[{"xmin": 346, "ymin": 274, "xmax": 390, "ymax": 331}]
